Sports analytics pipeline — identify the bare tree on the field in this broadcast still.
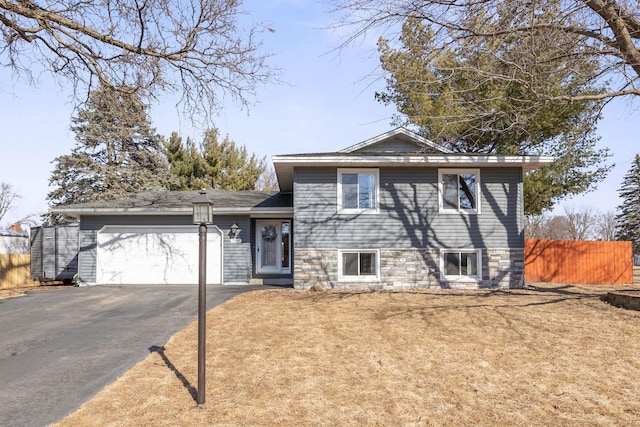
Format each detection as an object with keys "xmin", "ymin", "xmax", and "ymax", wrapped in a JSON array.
[
  {"xmin": 525, "ymin": 213, "xmax": 572, "ymax": 240},
  {"xmin": 563, "ymin": 205, "xmax": 597, "ymax": 240},
  {"xmin": 0, "ymin": 182, "xmax": 20, "ymax": 226},
  {"xmin": 331, "ymin": 0, "xmax": 640, "ymax": 109},
  {"xmin": 595, "ymin": 211, "xmax": 618, "ymax": 240},
  {"xmin": 255, "ymin": 165, "xmax": 279, "ymax": 192},
  {"xmin": 547, "ymin": 215, "xmax": 572, "ymax": 240},
  {"xmin": 525, "ymin": 213, "xmax": 550, "ymax": 239},
  {"xmin": 527, "ymin": 207, "xmax": 615, "ymax": 241},
  {"xmin": 0, "ymin": 0, "xmax": 274, "ymax": 118}
]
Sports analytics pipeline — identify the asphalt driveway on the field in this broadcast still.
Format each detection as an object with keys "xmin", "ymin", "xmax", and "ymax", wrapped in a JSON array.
[{"xmin": 0, "ymin": 284, "xmax": 271, "ymax": 427}]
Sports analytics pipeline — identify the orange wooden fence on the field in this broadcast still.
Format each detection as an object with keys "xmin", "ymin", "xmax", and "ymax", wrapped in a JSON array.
[{"xmin": 525, "ymin": 239, "xmax": 633, "ymax": 285}]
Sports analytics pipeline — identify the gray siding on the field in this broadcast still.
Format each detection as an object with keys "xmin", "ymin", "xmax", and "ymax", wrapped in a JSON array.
[
  {"xmin": 294, "ymin": 166, "xmax": 524, "ymax": 250},
  {"xmin": 215, "ymin": 216, "xmax": 251, "ymax": 283},
  {"xmin": 78, "ymin": 229, "xmax": 97, "ymax": 284},
  {"xmin": 29, "ymin": 227, "xmax": 42, "ymax": 279},
  {"xmin": 351, "ymin": 136, "xmax": 444, "ymax": 154},
  {"xmin": 358, "ymin": 139, "xmax": 426, "ymax": 153},
  {"xmin": 78, "ymin": 214, "xmax": 253, "ymax": 284},
  {"xmin": 30, "ymin": 226, "xmax": 79, "ymax": 282}
]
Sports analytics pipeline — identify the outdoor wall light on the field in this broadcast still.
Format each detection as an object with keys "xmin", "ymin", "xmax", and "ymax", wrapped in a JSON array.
[{"xmin": 230, "ymin": 222, "xmax": 241, "ymax": 240}]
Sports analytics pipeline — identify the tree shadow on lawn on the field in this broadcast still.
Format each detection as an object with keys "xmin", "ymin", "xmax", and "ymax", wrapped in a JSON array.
[
  {"xmin": 292, "ymin": 284, "xmax": 612, "ymax": 316},
  {"xmin": 148, "ymin": 345, "xmax": 196, "ymax": 401}
]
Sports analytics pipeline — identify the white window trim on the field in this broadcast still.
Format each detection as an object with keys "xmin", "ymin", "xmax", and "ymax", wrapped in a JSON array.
[
  {"xmin": 438, "ymin": 168, "xmax": 481, "ymax": 214},
  {"xmin": 338, "ymin": 249, "xmax": 380, "ymax": 282},
  {"xmin": 439, "ymin": 249, "xmax": 482, "ymax": 282},
  {"xmin": 337, "ymin": 168, "xmax": 380, "ymax": 214}
]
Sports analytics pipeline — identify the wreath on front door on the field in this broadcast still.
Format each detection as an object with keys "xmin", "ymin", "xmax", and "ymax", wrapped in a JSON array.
[{"xmin": 262, "ymin": 225, "xmax": 278, "ymax": 242}]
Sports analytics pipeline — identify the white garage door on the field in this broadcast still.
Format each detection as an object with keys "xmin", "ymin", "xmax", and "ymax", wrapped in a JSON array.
[{"xmin": 96, "ymin": 226, "xmax": 222, "ymax": 285}]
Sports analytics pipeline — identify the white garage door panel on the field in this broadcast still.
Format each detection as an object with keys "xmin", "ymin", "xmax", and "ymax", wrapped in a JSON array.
[{"xmin": 97, "ymin": 226, "xmax": 222, "ymax": 285}]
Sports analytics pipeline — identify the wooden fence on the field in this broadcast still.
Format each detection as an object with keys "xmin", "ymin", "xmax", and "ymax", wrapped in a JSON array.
[
  {"xmin": 0, "ymin": 254, "xmax": 31, "ymax": 289},
  {"xmin": 525, "ymin": 239, "xmax": 633, "ymax": 285}
]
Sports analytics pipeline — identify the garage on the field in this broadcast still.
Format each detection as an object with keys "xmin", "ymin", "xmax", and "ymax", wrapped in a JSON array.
[{"xmin": 96, "ymin": 226, "xmax": 222, "ymax": 285}]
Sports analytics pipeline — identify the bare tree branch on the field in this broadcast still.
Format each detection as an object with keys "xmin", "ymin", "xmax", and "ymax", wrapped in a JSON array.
[
  {"xmin": 0, "ymin": 0, "xmax": 276, "ymax": 120},
  {"xmin": 0, "ymin": 182, "xmax": 20, "ymax": 225}
]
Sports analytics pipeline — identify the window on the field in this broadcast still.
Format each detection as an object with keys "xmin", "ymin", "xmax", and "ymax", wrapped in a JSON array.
[
  {"xmin": 440, "ymin": 250, "xmax": 481, "ymax": 280},
  {"xmin": 339, "ymin": 250, "xmax": 379, "ymax": 281},
  {"xmin": 281, "ymin": 222, "xmax": 290, "ymax": 270},
  {"xmin": 439, "ymin": 169, "xmax": 480, "ymax": 213},
  {"xmin": 338, "ymin": 169, "xmax": 379, "ymax": 213}
]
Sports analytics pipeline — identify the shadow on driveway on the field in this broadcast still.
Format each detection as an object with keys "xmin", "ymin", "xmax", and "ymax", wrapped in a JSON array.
[{"xmin": 0, "ymin": 284, "xmax": 274, "ymax": 427}]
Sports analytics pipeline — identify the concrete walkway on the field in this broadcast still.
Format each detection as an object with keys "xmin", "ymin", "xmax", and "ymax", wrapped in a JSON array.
[{"xmin": 0, "ymin": 284, "xmax": 270, "ymax": 426}]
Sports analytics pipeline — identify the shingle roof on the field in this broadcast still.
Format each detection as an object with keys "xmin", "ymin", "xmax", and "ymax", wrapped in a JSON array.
[
  {"xmin": 52, "ymin": 189, "xmax": 292, "ymax": 217},
  {"xmin": 0, "ymin": 229, "xmax": 28, "ymax": 238}
]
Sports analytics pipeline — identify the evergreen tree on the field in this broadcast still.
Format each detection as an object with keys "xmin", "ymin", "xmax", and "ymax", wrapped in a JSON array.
[
  {"xmin": 334, "ymin": 0, "xmax": 640, "ymax": 107},
  {"xmin": 615, "ymin": 155, "xmax": 640, "ymax": 253},
  {"xmin": 165, "ymin": 128, "xmax": 266, "ymax": 191},
  {"xmin": 47, "ymin": 85, "xmax": 173, "ymax": 222},
  {"xmin": 164, "ymin": 133, "xmax": 208, "ymax": 190},
  {"xmin": 377, "ymin": 16, "xmax": 611, "ymax": 214}
]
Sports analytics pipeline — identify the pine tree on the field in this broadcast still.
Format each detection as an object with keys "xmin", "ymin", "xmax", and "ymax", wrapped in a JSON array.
[
  {"xmin": 164, "ymin": 133, "xmax": 208, "ymax": 190},
  {"xmin": 615, "ymin": 155, "xmax": 640, "ymax": 253},
  {"xmin": 376, "ymin": 15, "xmax": 611, "ymax": 214},
  {"xmin": 47, "ymin": 85, "xmax": 173, "ymax": 222},
  {"xmin": 165, "ymin": 128, "xmax": 266, "ymax": 191}
]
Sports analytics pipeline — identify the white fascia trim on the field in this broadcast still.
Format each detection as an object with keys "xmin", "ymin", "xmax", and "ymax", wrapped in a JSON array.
[
  {"xmin": 51, "ymin": 207, "xmax": 191, "ymax": 218},
  {"xmin": 249, "ymin": 207, "xmax": 294, "ymax": 218},
  {"xmin": 273, "ymin": 154, "xmax": 553, "ymax": 169}
]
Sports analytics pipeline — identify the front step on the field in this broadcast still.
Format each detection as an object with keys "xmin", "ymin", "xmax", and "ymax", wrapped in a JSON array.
[{"xmin": 249, "ymin": 278, "xmax": 293, "ymax": 286}]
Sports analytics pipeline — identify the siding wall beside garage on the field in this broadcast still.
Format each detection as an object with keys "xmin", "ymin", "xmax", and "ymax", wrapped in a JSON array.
[{"xmin": 78, "ymin": 214, "xmax": 252, "ymax": 284}]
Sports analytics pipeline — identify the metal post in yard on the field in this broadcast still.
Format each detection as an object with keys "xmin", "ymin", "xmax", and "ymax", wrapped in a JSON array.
[
  {"xmin": 197, "ymin": 222, "xmax": 207, "ymax": 405},
  {"xmin": 192, "ymin": 189, "xmax": 212, "ymax": 406}
]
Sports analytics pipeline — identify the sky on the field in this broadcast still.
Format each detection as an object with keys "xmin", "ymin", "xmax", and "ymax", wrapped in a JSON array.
[{"xmin": 0, "ymin": 0, "xmax": 638, "ymax": 227}]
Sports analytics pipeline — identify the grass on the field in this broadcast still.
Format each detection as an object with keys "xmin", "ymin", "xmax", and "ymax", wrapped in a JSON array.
[{"xmin": 53, "ymin": 283, "xmax": 640, "ymax": 426}]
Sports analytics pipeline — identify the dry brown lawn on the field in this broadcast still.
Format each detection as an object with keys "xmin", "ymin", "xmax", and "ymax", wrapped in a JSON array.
[{"xmin": 53, "ymin": 284, "xmax": 640, "ymax": 426}]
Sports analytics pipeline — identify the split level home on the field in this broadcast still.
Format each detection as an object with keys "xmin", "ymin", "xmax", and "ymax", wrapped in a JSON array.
[{"xmin": 52, "ymin": 128, "xmax": 553, "ymax": 289}]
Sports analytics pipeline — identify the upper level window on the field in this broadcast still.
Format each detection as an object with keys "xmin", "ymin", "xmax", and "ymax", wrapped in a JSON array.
[
  {"xmin": 337, "ymin": 169, "xmax": 379, "ymax": 214},
  {"xmin": 439, "ymin": 169, "xmax": 480, "ymax": 214}
]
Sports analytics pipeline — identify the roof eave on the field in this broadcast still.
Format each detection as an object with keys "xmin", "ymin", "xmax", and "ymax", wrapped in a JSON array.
[
  {"xmin": 52, "ymin": 206, "xmax": 294, "ymax": 218},
  {"xmin": 272, "ymin": 154, "xmax": 555, "ymax": 192}
]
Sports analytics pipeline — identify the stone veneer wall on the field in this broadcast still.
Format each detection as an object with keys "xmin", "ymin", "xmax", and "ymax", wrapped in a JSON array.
[
  {"xmin": 486, "ymin": 248, "xmax": 525, "ymax": 288},
  {"xmin": 293, "ymin": 248, "xmax": 524, "ymax": 290}
]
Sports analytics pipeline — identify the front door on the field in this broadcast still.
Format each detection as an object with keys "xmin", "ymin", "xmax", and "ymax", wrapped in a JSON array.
[{"xmin": 256, "ymin": 220, "xmax": 291, "ymax": 274}]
